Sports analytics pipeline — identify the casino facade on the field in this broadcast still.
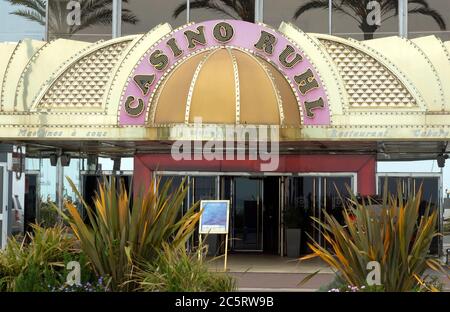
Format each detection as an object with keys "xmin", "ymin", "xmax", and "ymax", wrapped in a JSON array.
[{"xmin": 1, "ymin": 16, "xmax": 450, "ymax": 256}]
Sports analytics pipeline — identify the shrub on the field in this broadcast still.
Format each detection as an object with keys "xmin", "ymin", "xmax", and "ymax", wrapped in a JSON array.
[
  {"xmin": 302, "ymin": 185, "xmax": 448, "ymax": 292},
  {"xmin": 39, "ymin": 200, "xmax": 59, "ymax": 228},
  {"xmin": 0, "ymin": 223, "xmax": 94, "ymax": 292},
  {"xmin": 60, "ymin": 177, "xmax": 201, "ymax": 290},
  {"xmin": 133, "ymin": 243, "xmax": 236, "ymax": 292}
]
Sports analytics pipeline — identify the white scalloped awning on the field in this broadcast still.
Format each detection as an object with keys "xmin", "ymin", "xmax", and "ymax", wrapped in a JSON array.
[{"xmin": 0, "ymin": 20, "xmax": 450, "ymax": 144}]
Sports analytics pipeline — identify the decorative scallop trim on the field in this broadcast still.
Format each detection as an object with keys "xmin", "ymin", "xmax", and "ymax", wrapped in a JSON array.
[
  {"xmin": 306, "ymin": 32, "xmax": 349, "ymax": 114},
  {"xmin": 275, "ymin": 23, "xmax": 334, "ymax": 127},
  {"xmin": 402, "ymin": 38, "xmax": 445, "ymax": 111},
  {"xmin": 347, "ymin": 37, "xmax": 428, "ymax": 112},
  {"xmin": 32, "ymin": 36, "xmax": 135, "ymax": 111},
  {"xmin": 1, "ymin": 41, "xmax": 22, "ymax": 111},
  {"xmin": 98, "ymin": 34, "xmax": 142, "ymax": 112},
  {"xmin": 14, "ymin": 41, "xmax": 52, "ymax": 111},
  {"xmin": 31, "ymin": 40, "xmax": 105, "ymax": 110},
  {"xmin": 106, "ymin": 28, "xmax": 169, "ymax": 116}
]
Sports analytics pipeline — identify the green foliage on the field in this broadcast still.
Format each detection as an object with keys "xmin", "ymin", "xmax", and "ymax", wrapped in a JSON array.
[
  {"xmin": 59, "ymin": 177, "xmax": 201, "ymax": 291},
  {"xmin": 39, "ymin": 200, "xmax": 59, "ymax": 228},
  {"xmin": 133, "ymin": 243, "xmax": 236, "ymax": 292},
  {"xmin": 302, "ymin": 185, "xmax": 448, "ymax": 292},
  {"xmin": 0, "ymin": 223, "xmax": 94, "ymax": 292}
]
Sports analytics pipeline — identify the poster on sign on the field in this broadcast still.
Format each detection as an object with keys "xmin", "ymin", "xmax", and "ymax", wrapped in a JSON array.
[{"xmin": 199, "ymin": 200, "xmax": 230, "ymax": 234}]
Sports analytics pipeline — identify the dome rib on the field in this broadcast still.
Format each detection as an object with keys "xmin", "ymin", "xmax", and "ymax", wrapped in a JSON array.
[
  {"xmin": 185, "ymin": 48, "xmax": 221, "ymax": 124},
  {"xmin": 226, "ymin": 47, "xmax": 240, "ymax": 125},
  {"xmin": 149, "ymin": 47, "xmax": 300, "ymax": 127},
  {"xmin": 150, "ymin": 51, "xmax": 210, "ymax": 125},
  {"xmin": 244, "ymin": 51, "xmax": 285, "ymax": 125}
]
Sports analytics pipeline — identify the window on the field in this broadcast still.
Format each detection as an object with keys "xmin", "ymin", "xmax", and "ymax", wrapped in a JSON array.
[
  {"xmin": 264, "ymin": 0, "xmax": 329, "ymax": 33},
  {"xmin": 332, "ymin": 0, "xmax": 398, "ymax": 40},
  {"xmin": 408, "ymin": 0, "xmax": 449, "ymax": 41},
  {"xmin": 47, "ymin": 0, "xmax": 113, "ymax": 41},
  {"xmin": 188, "ymin": 0, "xmax": 256, "ymax": 23},
  {"xmin": 122, "ymin": 0, "xmax": 187, "ymax": 36}
]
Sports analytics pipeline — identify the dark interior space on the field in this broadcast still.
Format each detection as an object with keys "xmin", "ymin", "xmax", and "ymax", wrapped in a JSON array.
[
  {"xmin": 263, "ymin": 176, "xmax": 279, "ymax": 254},
  {"xmin": 82, "ymin": 174, "xmax": 132, "ymax": 222},
  {"xmin": 24, "ymin": 174, "xmax": 37, "ymax": 234}
]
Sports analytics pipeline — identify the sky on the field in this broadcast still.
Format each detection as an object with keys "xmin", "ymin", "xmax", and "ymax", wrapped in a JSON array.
[{"xmin": 0, "ymin": 1, "xmax": 44, "ymax": 41}]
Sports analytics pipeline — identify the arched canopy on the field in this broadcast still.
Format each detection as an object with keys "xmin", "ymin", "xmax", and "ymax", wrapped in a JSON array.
[{"xmin": 1, "ymin": 20, "xmax": 450, "ymax": 158}]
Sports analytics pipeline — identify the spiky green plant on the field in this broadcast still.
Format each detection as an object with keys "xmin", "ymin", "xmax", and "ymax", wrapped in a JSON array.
[
  {"xmin": 59, "ymin": 177, "xmax": 201, "ymax": 290},
  {"xmin": 301, "ymin": 185, "xmax": 448, "ymax": 292},
  {"xmin": 132, "ymin": 242, "xmax": 236, "ymax": 292},
  {"xmin": 0, "ymin": 223, "xmax": 79, "ymax": 291}
]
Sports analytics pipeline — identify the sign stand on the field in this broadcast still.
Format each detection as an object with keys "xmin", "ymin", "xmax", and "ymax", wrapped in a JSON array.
[
  {"xmin": 198, "ymin": 200, "xmax": 230, "ymax": 273},
  {"xmin": 198, "ymin": 233, "xmax": 228, "ymax": 272},
  {"xmin": 223, "ymin": 233, "xmax": 228, "ymax": 272}
]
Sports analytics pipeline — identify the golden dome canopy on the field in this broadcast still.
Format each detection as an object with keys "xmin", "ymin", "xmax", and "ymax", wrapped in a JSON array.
[{"xmin": 150, "ymin": 47, "xmax": 301, "ymax": 126}]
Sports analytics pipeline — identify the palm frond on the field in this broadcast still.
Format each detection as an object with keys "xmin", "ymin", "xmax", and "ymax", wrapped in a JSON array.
[
  {"xmin": 408, "ymin": 7, "xmax": 447, "ymax": 30},
  {"xmin": 10, "ymin": 8, "xmax": 45, "ymax": 25},
  {"xmin": 173, "ymin": 0, "xmax": 247, "ymax": 20},
  {"xmin": 293, "ymin": 0, "xmax": 329, "ymax": 20}
]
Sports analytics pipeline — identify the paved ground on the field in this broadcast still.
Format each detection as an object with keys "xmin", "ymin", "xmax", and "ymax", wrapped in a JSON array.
[
  {"xmin": 208, "ymin": 254, "xmax": 334, "ymax": 274},
  {"xmin": 230, "ymin": 272, "xmax": 335, "ymax": 291},
  {"xmin": 208, "ymin": 253, "xmax": 450, "ymax": 291}
]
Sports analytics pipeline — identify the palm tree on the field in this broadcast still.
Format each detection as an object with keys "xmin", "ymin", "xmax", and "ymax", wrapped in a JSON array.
[
  {"xmin": 5, "ymin": 0, "xmax": 138, "ymax": 39},
  {"xmin": 293, "ymin": 0, "xmax": 446, "ymax": 40},
  {"xmin": 173, "ymin": 0, "xmax": 255, "ymax": 22}
]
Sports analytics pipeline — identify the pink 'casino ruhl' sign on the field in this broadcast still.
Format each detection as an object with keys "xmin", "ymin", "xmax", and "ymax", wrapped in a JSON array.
[{"xmin": 119, "ymin": 20, "xmax": 330, "ymax": 126}]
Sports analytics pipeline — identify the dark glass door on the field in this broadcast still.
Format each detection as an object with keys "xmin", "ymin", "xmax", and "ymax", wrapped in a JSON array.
[
  {"xmin": 233, "ymin": 177, "xmax": 263, "ymax": 251},
  {"xmin": 284, "ymin": 177, "xmax": 317, "ymax": 256},
  {"xmin": 24, "ymin": 174, "xmax": 38, "ymax": 234},
  {"xmin": 379, "ymin": 176, "xmax": 441, "ymax": 255},
  {"xmin": 284, "ymin": 175, "xmax": 353, "ymax": 256},
  {"xmin": 0, "ymin": 165, "xmax": 5, "ymax": 248},
  {"xmin": 412, "ymin": 177, "xmax": 440, "ymax": 255},
  {"xmin": 321, "ymin": 177, "xmax": 353, "ymax": 250}
]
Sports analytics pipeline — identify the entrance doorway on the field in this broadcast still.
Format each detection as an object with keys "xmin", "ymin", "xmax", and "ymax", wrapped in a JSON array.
[
  {"xmin": 24, "ymin": 172, "xmax": 39, "ymax": 234},
  {"xmin": 0, "ymin": 163, "xmax": 8, "ymax": 248},
  {"xmin": 284, "ymin": 175, "xmax": 354, "ymax": 256},
  {"xmin": 232, "ymin": 177, "xmax": 263, "ymax": 251},
  {"xmin": 230, "ymin": 176, "xmax": 280, "ymax": 254}
]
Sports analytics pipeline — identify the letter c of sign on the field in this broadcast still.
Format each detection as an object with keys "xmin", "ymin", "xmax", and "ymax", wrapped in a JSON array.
[{"xmin": 124, "ymin": 96, "xmax": 145, "ymax": 117}]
